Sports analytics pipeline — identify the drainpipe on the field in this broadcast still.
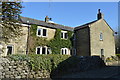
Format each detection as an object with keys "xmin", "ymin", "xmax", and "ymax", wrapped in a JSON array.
[{"xmin": 26, "ymin": 21, "xmax": 30, "ymax": 54}]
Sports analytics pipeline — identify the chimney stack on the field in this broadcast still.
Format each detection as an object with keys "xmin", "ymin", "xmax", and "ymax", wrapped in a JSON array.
[
  {"xmin": 45, "ymin": 16, "xmax": 52, "ymax": 22},
  {"xmin": 97, "ymin": 9, "xmax": 104, "ymax": 20}
]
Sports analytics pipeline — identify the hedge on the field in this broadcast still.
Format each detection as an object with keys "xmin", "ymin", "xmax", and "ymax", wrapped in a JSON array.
[{"xmin": 7, "ymin": 54, "xmax": 70, "ymax": 72}]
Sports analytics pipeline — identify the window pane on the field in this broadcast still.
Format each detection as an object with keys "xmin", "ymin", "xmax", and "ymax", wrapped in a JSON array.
[
  {"xmin": 100, "ymin": 33, "xmax": 103, "ymax": 40},
  {"xmin": 38, "ymin": 29, "xmax": 41, "ymax": 35},
  {"xmin": 61, "ymin": 49, "xmax": 64, "ymax": 55},
  {"xmin": 37, "ymin": 48, "xmax": 40, "ymax": 54},
  {"xmin": 7, "ymin": 46, "xmax": 12, "ymax": 55},
  {"xmin": 61, "ymin": 33, "xmax": 63, "ymax": 38},
  {"xmin": 65, "ymin": 33, "xmax": 68, "ymax": 39},
  {"xmin": 101, "ymin": 49, "xmax": 104, "ymax": 60},
  {"xmin": 47, "ymin": 48, "xmax": 51, "ymax": 54},
  {"xmin": 43, "ymin": 29, "xmax": 47, "ymax": 36},
  {"xmin": 65, "ymin": 49, "xmax": 67, "ymax": 54},
  {"xmin": 101, "ymin": 49, "xmax": 104, "ymax": 55},
  {"xmin": 42, "ymin": 47, "xmax": 46, "ymax": 54}
]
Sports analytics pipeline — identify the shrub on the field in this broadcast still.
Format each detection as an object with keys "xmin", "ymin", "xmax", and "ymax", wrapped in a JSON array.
[
  {"xmin": 116, "ymin": 54, "xmax": 120, "ymax": 60},
  {"xmin": 8, "ymin": 54, "xmax": 70, "ymax": 72}
]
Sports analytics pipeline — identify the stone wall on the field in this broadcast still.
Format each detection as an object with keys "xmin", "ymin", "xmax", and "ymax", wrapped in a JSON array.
[
  {"xmin": 0, "ymin": 57, "xmax": 50, "ymax": 79},
  {"xmin": 90, "ymin": 19, "xmax": 115, "ymax": 58},
  {"xmin": 75, "ymin": 27, "xmax": 90, "ymax": 56},
  {"xmin": 1, "ymin": 26, "xmax": 28, "ymax": 56}
]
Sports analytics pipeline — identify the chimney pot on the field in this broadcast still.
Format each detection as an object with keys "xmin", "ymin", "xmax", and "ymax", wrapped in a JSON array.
[
  {"xmin": 45, "ymin": 16, "xmax": 52, "ymax": 22},
  {"xmin": 97, "ymin": 9, "xmax": 104, "ymax": 20}
]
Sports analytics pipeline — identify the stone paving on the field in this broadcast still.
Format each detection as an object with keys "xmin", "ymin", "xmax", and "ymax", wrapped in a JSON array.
[{"xmin": 61, "ymin": 66, "xmax": 120, "ymax": 78}]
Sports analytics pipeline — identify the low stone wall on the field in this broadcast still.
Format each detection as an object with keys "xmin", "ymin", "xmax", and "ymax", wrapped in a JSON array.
[
  {"xmin": 106, "ymin": 61, "xmax": 119, "ymax": 66},
  {"xmin": 0, "ymin": 57, "xmax": 50, "ymax": 79}
]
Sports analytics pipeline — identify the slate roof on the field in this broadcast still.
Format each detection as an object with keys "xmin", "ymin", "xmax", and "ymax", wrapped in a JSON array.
[
  {"xmin": 74, "ymin": 20, "xmax": 98, "ymax": 31},
  {"xmin": 19, "ymin": 16, "xmax": 74, "ymax": 31},
  {"xmin": 74, "ymin": 19, "xmax": 114, "ymax": 32}
]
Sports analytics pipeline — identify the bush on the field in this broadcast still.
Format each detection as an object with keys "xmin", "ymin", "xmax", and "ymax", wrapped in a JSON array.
[
  {"xmin": 116, "ymin": 54, "xmax": 120, "ymax": 60},
  {"xmin": 8, "ymin": 54, "xmax": 70, "ymax": 72}
]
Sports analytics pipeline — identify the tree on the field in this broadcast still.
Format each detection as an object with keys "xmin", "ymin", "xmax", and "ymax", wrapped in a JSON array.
[{"xmin": 1, "ymin": 1, "xmax": 23, "ymax": 42}]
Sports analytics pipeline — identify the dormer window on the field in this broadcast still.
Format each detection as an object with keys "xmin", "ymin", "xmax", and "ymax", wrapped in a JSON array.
[
  {"xmin": 37, "ymin": 28, "xmax": 47, "ymax": 37},
  {"xmin": 61, "ymin": 31, "xmax": 68, "ymax": 39},
  {"xmin": 100, "ymin": 33, "xmax": 103, "ymax": 41}
]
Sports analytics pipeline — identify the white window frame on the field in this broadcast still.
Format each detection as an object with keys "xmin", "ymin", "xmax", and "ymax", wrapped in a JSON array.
[
  {"xmin": 61, "ymin": 31, "xmax": 68, "ymax": 39},
  {"xmin": 100, "ymin": 32, "xmax": 103, "ymax": 41},
  {"xmin": 36, "ymin": 46, "xmax": 51, "ymax": 55},
  {"xmin": 37, "ymin": 28, "xmax": 47, "ymax": 37},
  {"xmin": 61, "ymin": 48, "xmax": 69, "ymax": 55},
  {"xmin": 6, "ymin": 45, "xmax": 14, "ymax": 55}
]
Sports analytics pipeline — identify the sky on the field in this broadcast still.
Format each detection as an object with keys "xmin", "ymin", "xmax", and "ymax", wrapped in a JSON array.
[{"xmin": 21, "ymin": 2, "xmax": 118, "ymax": 32}]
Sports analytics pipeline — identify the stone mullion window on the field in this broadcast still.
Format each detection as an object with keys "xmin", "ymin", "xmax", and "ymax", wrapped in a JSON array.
[
  {"xmin": 61, "ymin": 48, "xmax": 69, "ymax": 55},
  {"xmin": 61, "ymin": 31, "xmax": 68, "ymax": 39},
  {"xmin": 36, "ymin": 46, "xmax": 51, "ymax": 55},
  {"xmin": 37, "ymin": 28, "xmax": 47, "ymax": 37}
]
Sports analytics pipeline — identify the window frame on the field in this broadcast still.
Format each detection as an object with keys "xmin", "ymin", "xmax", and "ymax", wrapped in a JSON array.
[
  {"xmin": 36, "ymin": 46, "xmax": 51, "ymax": 55},
  {"xmin": 6, "ymin": 45, "xmax": 14, "ymax": 55},
  {"xmin": 61, "ymin": 31, "xmax": 68, "ymax": 39},
  {"xmin": 37, "ymin": 27, "xmax": 47, "ymax": 37},
  {"xmin": 61, "ymin": 48, "xmax": 69, "ymax": 55},
  {"xmin": 100, "ymin": 32, "xmax": 103, "ymax": 41}
]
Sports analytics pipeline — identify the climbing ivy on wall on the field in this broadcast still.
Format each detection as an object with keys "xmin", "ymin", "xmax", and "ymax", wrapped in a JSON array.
[
  {"xmin": 29, "ymin": 24, "xmax": 73, "ymax": 54},
  {"xmin": 48, "ymin": 29, "xmax": 73, "ymax": 54},
  {"xmin": 29, "ymin": 24, "xmax": 49, "ymax": 53}
]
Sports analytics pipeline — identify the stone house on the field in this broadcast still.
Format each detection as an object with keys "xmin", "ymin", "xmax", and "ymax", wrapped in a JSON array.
[
  {"xmin": 0, "ymin": 9, "xmax": 116, "ymax": 59},
  {"xmin": 0, "ymin": 16, "xmax": 74, "ymax": 56},
  {"xmin": 74, "ymin": 9, "xmax": 115, "ymax": 59}
]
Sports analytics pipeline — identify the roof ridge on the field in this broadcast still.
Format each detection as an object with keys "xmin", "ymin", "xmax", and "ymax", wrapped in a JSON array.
[
  {"xmin": 20, "ymin": 16, "xmax": 73, "ymax": 28},
  {"xmin": 19, "ymin": 16, "xmax": 74, "ymax": 31},
  {"xmin": 74, "ymin": 20, "xmax": 99, "ymax": 30}
]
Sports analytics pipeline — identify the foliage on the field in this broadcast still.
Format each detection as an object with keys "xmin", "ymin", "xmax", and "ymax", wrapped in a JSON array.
[
  {"xmin": 8, "ymin": 54, "xmax": 30, "ymax": 61},
  {"xmin": 1, "ymin": 2, "xmax": 23, "ymax": 42},
  {"xmin": 29, "ymin": 25, "xmax": 73, "ymax": 54},
  {"xmin": 8, "ymin": 54, "xmax": 70, "ymax": 72},
  {"xmin": 116, "ymin": 54, "xmax": 120, "ymax": 59},
  {"xmin": 2, "ymin": 2, "xmax": 22, "ymax": 22},
  {"xmin": 106, "ymin": 56, "xmax": 118, "ymax": 62},
  {"xmin": 48, "ymin": 29, "xmax": 73, "ymax": 54},
  {"xmin": 29, "ymin": 24, "xmax": 49, "ymax": 53}
]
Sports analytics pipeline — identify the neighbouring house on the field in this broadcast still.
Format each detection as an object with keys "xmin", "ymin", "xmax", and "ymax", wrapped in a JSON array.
[
  {"xmin": 0, "ymin": 9, "xmax": 116, "ymax": 60},
  {"xmin": 74, "ymin": 9, "xmax": 115, "ymax": 59}
]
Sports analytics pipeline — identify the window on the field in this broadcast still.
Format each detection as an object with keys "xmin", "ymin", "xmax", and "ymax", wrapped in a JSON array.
[
  {"xmin": 101, "ymin": 49, "xmax": 104, "ymax": 56},
  {"xmin": 61, "ymin": 31, "xmax": 68, "ymax": 39},
  {"xmin": 100, "ymin": 33, "xmax": 103, "ymax": 40},
  {"xmin": 37, "ymin": 28, "xmax": 47, "ymax": 37},
  {"xmin": 43, "ymin": 29, "xmax": 47, "ymax": 36},
  {"xmin": 7, "ymin": 45, "xmax": 13, "ymax": 55},
  {"xmin": 61, "ymin": 48, "xmax": 69, "ymax": 55},
  {"xmin": 37, "ymin": 47, "xmax": 41, "ymax": 54},
  {"xmin": 101, "ymin": 49, "xmax": 104, "ymax": 60},
  {"xmin": 37, "ymin": 28, "xmax": 41, "ymax": 36},
  {"xmin": 36, "ymin": 46, "xmax": 51, "ymax": 54}
]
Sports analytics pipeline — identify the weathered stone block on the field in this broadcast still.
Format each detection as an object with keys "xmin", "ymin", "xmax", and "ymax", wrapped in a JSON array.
[{"xmin": 15, "ymin": 76, "xmax": 21, "ymax": 78}]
